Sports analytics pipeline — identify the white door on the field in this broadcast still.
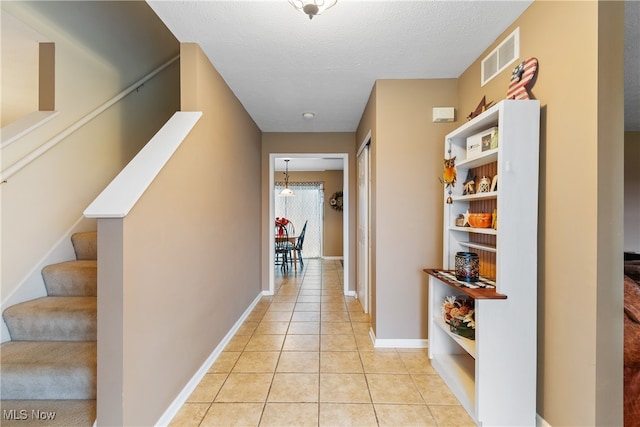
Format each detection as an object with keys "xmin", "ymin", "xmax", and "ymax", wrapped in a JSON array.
[{"xmin": 357, "ymin": 142, "xmax": 370, "ymax": 313}]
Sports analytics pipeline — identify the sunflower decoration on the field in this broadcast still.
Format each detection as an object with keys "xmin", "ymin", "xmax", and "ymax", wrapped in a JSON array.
[{"xmin": 329, "ymin": 191, "xmax": 343, "ymax": 212}]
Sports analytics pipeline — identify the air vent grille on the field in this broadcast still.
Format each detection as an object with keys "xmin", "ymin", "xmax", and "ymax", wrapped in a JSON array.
[{"xmin": 481, "ymin": 28, "xmax": 519, "ymax": 86}]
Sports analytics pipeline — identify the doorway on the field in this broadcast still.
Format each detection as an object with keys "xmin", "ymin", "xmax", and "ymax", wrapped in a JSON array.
[{"xmin": 269, "ymin": 153, "xmax": 349, "ymax": 295}]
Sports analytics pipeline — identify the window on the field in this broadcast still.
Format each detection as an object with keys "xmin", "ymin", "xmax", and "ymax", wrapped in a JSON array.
[{"xmin": 274, "ymin": 182, "xmax": 324, "ymax": 258}]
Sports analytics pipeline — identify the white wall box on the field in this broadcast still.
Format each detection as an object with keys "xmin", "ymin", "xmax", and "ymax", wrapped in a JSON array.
[{"xmin": 425, "ymin": 99, "xmax": 540, "ymax": 426}]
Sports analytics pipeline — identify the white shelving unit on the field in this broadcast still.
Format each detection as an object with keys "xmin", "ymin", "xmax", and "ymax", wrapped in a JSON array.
[{"xmin": 425, "ymin": 100, "xmax": 540, "ymax": 426}]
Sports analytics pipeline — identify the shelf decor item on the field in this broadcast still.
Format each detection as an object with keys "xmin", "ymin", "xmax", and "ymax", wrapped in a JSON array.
[
  {"xmin": 439, "ymin": 153, "xmax": 457, "ymax": 204},
  {"xmin": 462, "ymin": 170, "xmax": 476, "ymax": 195},
  {"xmin": 490, "ymin": 128, "xmax": 499, "ymax": 150},
  {"xmin": 466, "ymin": 127, "xmax": 498, "ymax": 160},
  {"xmin": 466, "ymin": 95, "xmax": 495, "ymax": 121},
  {"xmin": 468, "ymin": 213, "xmax": 492, "ymax": 228},
  {"xmin": 490, "ymin": 174, "xmax": 498, "ymax": 192},
  {"xmin": 455, "ymin": 251, "xmax": 479, "ymax": 282},
  {"xmin": 477, "ymin": 176, "xmax": 491, "ymax": 193},
  {"xmin": 442, "ymin": 295, "xmax": 475, "ymax": 340},
  {"xmin": 506, "ymin": 57, "xmax": 539, "ymax": 100}
]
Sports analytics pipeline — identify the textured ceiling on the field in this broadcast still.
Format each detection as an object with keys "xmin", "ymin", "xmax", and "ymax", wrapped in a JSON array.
[{"xmin": 148, "ymin": 0, "xmax": 639, "ymax": 133}]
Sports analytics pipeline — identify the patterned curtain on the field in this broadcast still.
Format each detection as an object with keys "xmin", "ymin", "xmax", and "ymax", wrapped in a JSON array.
[{"xmin": 274, "ymin": 182, "xmax": 323, "ymax": 258}]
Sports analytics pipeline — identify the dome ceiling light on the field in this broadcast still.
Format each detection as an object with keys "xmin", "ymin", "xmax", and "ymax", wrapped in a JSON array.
[{"xmin": 289, "ymin": 0, "xmax": 337, "ymax": 20}]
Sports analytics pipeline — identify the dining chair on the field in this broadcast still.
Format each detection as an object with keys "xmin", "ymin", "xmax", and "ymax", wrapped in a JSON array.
[
  {"xmin": 275, "ymin": 224, "xmax": 294, "ymax": 270},
  {"xmin": 295, "ymin": 220, "xmax": 308, "ymax": 268}
]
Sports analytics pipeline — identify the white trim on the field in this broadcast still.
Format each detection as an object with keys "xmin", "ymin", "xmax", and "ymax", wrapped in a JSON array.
[
  {"xmin": 536, "ymin": 414, "xmax": 552, "ymax": 427},
  {"xmin": 342, "ymin": 154, "xmax": 350, "ymax": 297},
  {"xmin": 321, "ymin": 256, "xmax": 343, "ymax": 260},
  {"xmin": 1, "ymin": 111, "xmax": 60, "ymax": 149},
  {"xmin": 155, "ymin": 292, "xmax": 264, "ymax": 427},
  {"xmin": 369, "ymin": 327, "xmax": 376, "ymax": 346},
  {"xmin": 1, "ymin": 55, "xmax": 179, "ymax": 182},
  {"xmin": 345, "ymin": 290, "xmax": 356, "ymax": 297},
  {"xmin": 356, "ymin": 132, "xmax": 371, "ymax": 314},
  {"xmin": 374, "ymin": 338, "xmax": 428, "ymax": 349},
  {"xmin": 84, "ymin": 112, "xmax": 202, "ymax": 218},
  {"xmin": 356, "ymin": 129, "xmax": 372, "ymax": 157},
  {"xmin": 269, "ymin": 155, "xmax": 275, "ymax": 295},
  {"xmin": 368, "ymin": 327, "xmax": 428, "ymax": 349}
]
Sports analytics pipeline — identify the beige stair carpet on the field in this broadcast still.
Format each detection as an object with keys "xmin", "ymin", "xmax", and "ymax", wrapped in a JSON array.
[{"xmin": 1, "ymin": 231, "xmax": 97, "ymax": 424}]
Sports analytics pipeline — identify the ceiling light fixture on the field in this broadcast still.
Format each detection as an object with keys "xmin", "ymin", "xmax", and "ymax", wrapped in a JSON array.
[
  {"xmin": 289, "ymin": 0, "xmax": 337, "ymax": 20},
  {"xmin": 279, "ymin": 159, "xmax": 295, "ymax": 197},
  {"xmin": 302, "ymin": 112, "xmax": 315, "ymax": 120}
]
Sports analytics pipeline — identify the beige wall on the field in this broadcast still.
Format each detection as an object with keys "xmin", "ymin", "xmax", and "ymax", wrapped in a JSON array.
[
  {"xmin": 261, "ymin": 133, "xmax": 356, "ymax": 291},
  {"xmin": 279, "ymin": 170, "xmax": 344, "ymax": 257},
  {"xmin": 356, "ymin": 79, "xmax": 458, "ymax": 340},
  {"xmin": 1, "ymin": 1, "xmax": 179, "ymax": 312},
  {"xmin": 457, "ymin": 1, "xmax": 624, "ymax": 424},
  {"xmin": 1, "ymin": 11, "xmax": 41, "ymax": 126},
  {"xmin": 626, "ymin": 132, "xmax": 640, "ymax": 253},
  {"xmin": 97, "ymin": 43, "xmax": 262, "ymax": 426}
]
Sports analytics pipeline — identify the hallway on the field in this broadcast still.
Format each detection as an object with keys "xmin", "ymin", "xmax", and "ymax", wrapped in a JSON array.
[{"xmin": 169, "ymin": 259, "xmax": 474, "ymax": 426}]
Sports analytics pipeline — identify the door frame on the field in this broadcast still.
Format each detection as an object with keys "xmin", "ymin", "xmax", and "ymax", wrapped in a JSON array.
[
  {"xmin": 356, "ymin": 131, "xmax": 372, "ymax": 313},
  {"xmin": 268, "ymin": 152, "xmax": 349, "ymax": 295}
]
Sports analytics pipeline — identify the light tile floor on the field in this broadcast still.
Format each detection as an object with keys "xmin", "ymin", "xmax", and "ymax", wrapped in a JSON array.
[{"xmin": 169, "ymin": 259, "xmax": 476, "ymax": 427}]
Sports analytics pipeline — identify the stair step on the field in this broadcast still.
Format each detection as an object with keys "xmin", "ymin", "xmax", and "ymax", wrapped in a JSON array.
[
  {"xmin": 0, "ymin": 399, "xmax": 96, "ymax": 426},
  {"xmin": 42, "ymin": 260, "xmax": 97, "ymax": 296},
  {"xmin": 71, "ymin": 232, "xmax": 97, "ymax": 261},
  {"xmin": 0, "ymin": 341, "xmax": 96, "ymax": 400},
  {"xmin": 3, "ymin": 297, "xmax": 96, "ymax": 341}
]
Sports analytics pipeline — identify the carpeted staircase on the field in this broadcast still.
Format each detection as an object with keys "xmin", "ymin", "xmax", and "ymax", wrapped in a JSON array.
[{"xmin": 1, "ymin": 232, "xmax": 97, "ymax": 426}]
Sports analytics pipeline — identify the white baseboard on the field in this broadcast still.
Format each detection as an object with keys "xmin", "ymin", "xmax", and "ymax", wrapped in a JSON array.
[
  {"xmin": 537, "ymin": 413, "xmax": 551, "ymax": 427},
  {"xmin": 154, "ymin": 292, "xmax": 264, "ymax": 426},
  {"xmin": 1, "ymin": 215, "xmax": 96, "ymax": 342},
  {"xmin": 321, "ymin": 256, "xmax": 343, "ymax": 260},
  {"xmin": 374, "ymin": 338, "xmax": 428, "ymax": 349},
  {"xmin": 368, "ymin": 327, "xmax": 428, "ymax": 349},
  {"xmin": 345, "ymin": 290, "xmax": 356, "ymax": 297}
]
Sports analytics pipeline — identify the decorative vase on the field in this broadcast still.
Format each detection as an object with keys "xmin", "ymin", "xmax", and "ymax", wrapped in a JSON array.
[{"xmin": 455, "ymin": 252, "xmax": 479, "ymax": 282}]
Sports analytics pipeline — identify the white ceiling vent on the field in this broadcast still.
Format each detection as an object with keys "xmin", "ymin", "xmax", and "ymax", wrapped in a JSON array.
[{"xmin": 481, "ymin": 28, "xmax": 520, "ymax": 86}]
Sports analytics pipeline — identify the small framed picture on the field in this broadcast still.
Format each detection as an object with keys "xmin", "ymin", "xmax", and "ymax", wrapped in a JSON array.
[
  {"xmin": 490, "ymin": 175, "xmax": 498, "ymax": 192},
  {"xmin": 481, "ymin": 134, "xmax": 492, "ymax": 152}
]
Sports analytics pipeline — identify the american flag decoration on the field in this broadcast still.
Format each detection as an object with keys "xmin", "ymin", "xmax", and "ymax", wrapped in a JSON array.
[{"xmin": 506, "ymin": 57, "xmax": 538, "ymax": 100}]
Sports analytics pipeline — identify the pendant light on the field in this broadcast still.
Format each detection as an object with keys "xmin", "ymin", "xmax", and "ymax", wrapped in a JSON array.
[{"xmin": 279, "ymin": 159, "xmax": 295, "ymax": 197}]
